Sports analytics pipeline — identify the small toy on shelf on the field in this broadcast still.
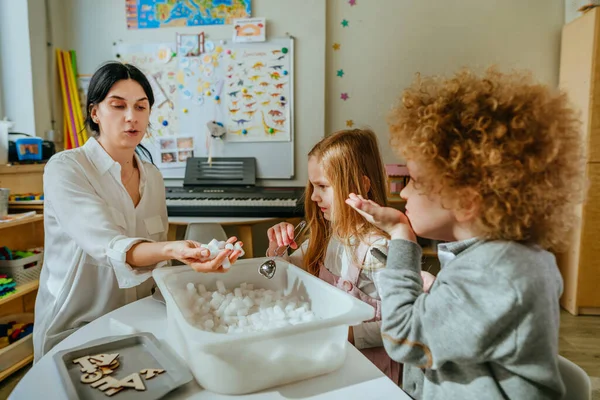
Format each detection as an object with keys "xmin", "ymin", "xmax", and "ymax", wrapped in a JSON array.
[
  {"xmin": 0, "ymin": 318, "xmax": 33, "ymax": 349},
  {"xmin": 9, "ymin": 193, "xmax": 44, "ymax": 203},
  {"xmin": 0, "ymin": 274, "xmax": 16, "ymax": 299}
]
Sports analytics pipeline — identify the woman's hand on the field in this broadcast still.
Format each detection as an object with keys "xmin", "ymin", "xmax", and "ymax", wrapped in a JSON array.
[
  {"xmin": 346, "ymin": 193, "xmax": 417, "ymax": 242},
  {"xmin": 166, "ymin": 237, "xmax": 243, "ymax": 273},
  {"xmin": 266, "ymin": 222, "xmax": 297, "ymax": 256}
]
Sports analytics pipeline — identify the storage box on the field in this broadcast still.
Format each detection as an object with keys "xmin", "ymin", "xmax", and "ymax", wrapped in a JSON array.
[
  {"xmin": 152, "ymin": 259, "xmax": 374, "ymax": 395},
  {"xmin": 15, "ymin": 137, "xmax": 43, "ymax": 161},
  {"xmin": 0, "ymin": 253, "xmax": 43, "ymax": 285},
  {"xmin": 0, "ymin": 313, "xmax": 33, "ymax": 372}
]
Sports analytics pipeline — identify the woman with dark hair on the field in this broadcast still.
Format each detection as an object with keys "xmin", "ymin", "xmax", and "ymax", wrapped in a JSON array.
[{"xmin": 33, "ymin": 62, "xmax": 242, "ymax": 360}]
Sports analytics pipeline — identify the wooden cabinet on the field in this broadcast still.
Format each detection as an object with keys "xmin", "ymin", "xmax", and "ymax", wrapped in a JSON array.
[
  {"xmin": 557, "ymin": 8, "xmax": 600, "ymax": 315},
  {"xmin": 0, "ymin": 164, "xmax": 45, "ymax": 381},
  {"xmin": 0, "ymin": 215, "xmax": 43, "ymax": 382}
]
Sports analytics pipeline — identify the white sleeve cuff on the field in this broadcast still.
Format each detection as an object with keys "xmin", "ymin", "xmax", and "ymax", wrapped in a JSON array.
[{"xmin": 108, "ymin": 236, "xmax": 159, "ymax": 289}]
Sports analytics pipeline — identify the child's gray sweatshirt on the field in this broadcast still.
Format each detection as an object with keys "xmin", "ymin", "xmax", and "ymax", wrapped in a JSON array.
[{"xmin": 378, "ymin": 238, "xmax": 565, "ymax": 400}]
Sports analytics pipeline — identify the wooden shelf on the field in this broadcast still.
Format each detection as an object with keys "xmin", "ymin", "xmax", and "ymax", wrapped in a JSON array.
[
  {"xmin": 0, "ymin": 280, "xmax": 39, "ymax": 307},
  {"xmin": 0, "ymin": 354, "xmax": 33, "ymax": 382},
  {"xmin": 9, "ymin": 204, "xmax": 44, "ymax": 211},
  {"xmin": 0, "ymin": 164, "xmax": 45, "ymax": 175},
  {"xmin": 0, "ymin": 214, "xmax": 43, "ymax": 230}
]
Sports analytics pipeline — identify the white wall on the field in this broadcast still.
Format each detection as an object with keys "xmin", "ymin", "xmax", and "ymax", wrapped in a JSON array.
[
  {"xmin": 36, "ymin": 0, "xmax": 567, "ymax": 176},
  {"xmin": 326, "ymin": 0, "xmax": 565, "ymax": 164},
  {"xmin": 28, "ymin": 0, "xmax": 53, "ymax": 139},
  {"xmin": 0, "ymin": 0, "xmax": 36, "ymax": 135},
  {"xmin": 55, "ymin": 0, "xmax": 326, "ymax": 186}
]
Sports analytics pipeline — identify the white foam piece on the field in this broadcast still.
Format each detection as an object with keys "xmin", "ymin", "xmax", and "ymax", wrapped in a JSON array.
[
  {"xmin": 242, "ymin": 296, "xmax": 254, "ymax": 308},
  {"xmin": 207, "ymin": 245, "xmax": 219, "ymax": 258},
  {"xmin": 225, "ymin": 243, "xmax": 234, "ymax": 250},
  {"xmin": 218, "ymin": 241, "xmax": 227, "ymax": 249},
  {"xmin": 222, "ymin": 257, "xmax": 231, "ymax": 270},
  {"xmin": 179, "ymin": 281, "xmax": 319, "ymax": 335},
  {"xmin": 204, "ymin": 319, "xmax": 215, "ymax": 329},
  {"xmin": 208, "ymin": 239, "xmax": 220, "ymax": 248}
]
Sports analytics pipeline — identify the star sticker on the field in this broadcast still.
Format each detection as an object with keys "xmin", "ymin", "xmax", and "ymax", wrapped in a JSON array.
[
  {"xmin": 349, "ymin": 0, "xmax": 357, "ymax": 5},
  {"xmin": 337, "ymin": 69, "xmax": 344, "ymax": 77},
  {"xmin": 340, "ymin": 93, "xmax": 349, "ymax": 101},
  {"xmin": 346, "ymin": 120, "xmax": 354, "ymax": 127},
  {"xmin": 332, "ymin": 43, "xmax": 341, "ymax": 50},
  {"xmin": 341, "ymin": 19, "xmax": 349, "ymax": 27}
]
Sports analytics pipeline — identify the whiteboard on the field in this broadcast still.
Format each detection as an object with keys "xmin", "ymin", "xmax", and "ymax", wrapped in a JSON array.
[{"xmin": 114, "ymin": 37, "xmax": 295, "ymax": 179}]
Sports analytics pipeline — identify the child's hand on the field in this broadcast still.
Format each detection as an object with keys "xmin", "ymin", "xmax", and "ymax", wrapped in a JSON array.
[
  {"xmin": 267, "ymin": 222, "xmax": 297, "ymax": 256},
  {"xmin": 421, "ymin": 271, "xmax": 436, "ymax": 293},
  {"xmin": 346, "ymin": 193, "xmax": 417, "ymax": 242}
]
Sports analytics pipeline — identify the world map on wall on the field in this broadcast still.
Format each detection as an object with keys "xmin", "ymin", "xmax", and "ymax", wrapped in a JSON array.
[{"xmin": 126, "ymin": 0, "xmax": 251, "ymax": 29}]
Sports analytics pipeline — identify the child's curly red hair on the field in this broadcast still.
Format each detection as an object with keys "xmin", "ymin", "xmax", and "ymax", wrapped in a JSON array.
[{"xmin": 388, "ymin": 68, "xmax": 587, "ymax": 251}]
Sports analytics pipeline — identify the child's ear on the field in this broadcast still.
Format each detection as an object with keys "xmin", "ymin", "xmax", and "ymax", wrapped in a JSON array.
[
  {"xmin": 362, "ymin": 175, "xmax": 371, "ymax": 193},
  {"xmin": 454, "ymin": 189, "xmax": 481, "ymax": 223}
]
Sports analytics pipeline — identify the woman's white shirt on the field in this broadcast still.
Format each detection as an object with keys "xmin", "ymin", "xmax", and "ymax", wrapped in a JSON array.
[{"xmin": 33, "ymin": 137, "xmax": 168, "ymax": 361}]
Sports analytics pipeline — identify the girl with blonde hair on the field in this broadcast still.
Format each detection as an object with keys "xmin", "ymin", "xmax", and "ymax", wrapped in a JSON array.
[{"xmin": 267, "ymin": 128, "xmax": 406, "ymax": 384}]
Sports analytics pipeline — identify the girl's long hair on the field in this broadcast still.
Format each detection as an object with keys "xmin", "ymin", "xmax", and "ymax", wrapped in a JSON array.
[{"xmin": 303, "ymin": 129, "xmax": 389, "ymax": 276}]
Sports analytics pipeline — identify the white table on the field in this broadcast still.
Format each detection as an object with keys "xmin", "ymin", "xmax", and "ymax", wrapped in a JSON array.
[{"xmin": 10, "ymin": 297, "xmax": 410, "ymax": 399}]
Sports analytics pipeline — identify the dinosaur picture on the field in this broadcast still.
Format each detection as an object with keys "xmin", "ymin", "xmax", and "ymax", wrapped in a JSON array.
[
  {"xmin": 233, "ymin": 118, "xmax": 251, "ymax": 126},
  {"xmin": 220, "ymin": 42, "xmax": 291, "ymax": 142}
]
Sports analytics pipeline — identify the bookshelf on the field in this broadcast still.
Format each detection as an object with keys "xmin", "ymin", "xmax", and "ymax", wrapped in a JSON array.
[{"xmin": 0, "ymin": 166, "xmax": 45, "ymax": 381}]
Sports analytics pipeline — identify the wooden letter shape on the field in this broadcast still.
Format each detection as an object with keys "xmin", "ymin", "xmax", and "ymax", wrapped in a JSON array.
[
  {"xmin": 140, "ymin": 368, "xmax": 165, "ymax": 379},
  {"xmin": 110, "ymin": 373, "xmax": 146, "ymax": 391},
  {"xmin": 100, "ymin": 367, "xmax": 114, "ymax": 375},
  {"xmin": 91, "ymin": 376, "xmax": 122, "ymax": 391},
  {"xmin": 89, "ymin": 353, "xmax": 119, "ymax": 367},
  {"xmin": 80, "ymin": 370, "xmax": 103, "ymax": 384},
  {"xmin": 72, "ymin": 356, "xmax": 98, "ymax": 374},
  {"xmin": 104, "ymin": 387, "xmax": 124, "ymax": 397}
]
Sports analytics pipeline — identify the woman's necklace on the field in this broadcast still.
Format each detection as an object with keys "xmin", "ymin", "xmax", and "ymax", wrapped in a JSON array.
[{"xmin": 122, "ymin": 167, "xmax": 138, "ymax": 186}]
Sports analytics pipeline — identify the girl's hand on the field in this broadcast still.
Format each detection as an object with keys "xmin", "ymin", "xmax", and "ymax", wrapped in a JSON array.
[
  {"xmin": 167, "ymin": 237, "xmax": 243, "ymax": 273},
  {"xmin": 346, "ymin": 193, "xmax": 417, "ymax": 242},
  {"xmin": 267, "ymin": 222, "xmax": 297, "ymax": 256},
  {"xmin": 421, "ymin": 271, "xmax": 436, "ymax": 293}
]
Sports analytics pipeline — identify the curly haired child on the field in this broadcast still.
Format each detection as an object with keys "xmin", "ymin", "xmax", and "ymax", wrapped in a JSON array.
[{"xmin": 346, "ymin": 68, "xmax": 586, "ymax": 399}]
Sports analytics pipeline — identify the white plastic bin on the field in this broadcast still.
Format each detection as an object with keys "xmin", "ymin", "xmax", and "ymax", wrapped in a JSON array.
[
  {"xmin": 0, "ymin": 253, "xmax": 43, "ymax": 285},
  {"xmin": 152, "ymin": 259, "xmax": 374, "ymax": 395},
  {"xmin": 0, "ymin": 313, "xmax": 34, "ymax": 372}
]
